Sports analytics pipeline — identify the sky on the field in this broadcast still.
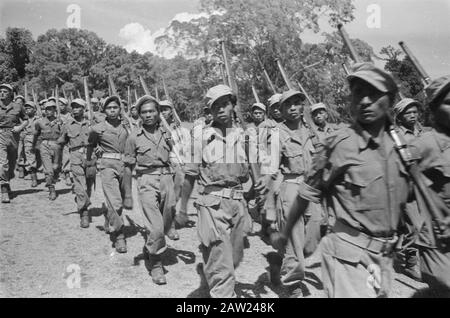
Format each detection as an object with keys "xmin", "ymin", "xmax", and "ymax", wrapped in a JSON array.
[{"xmin": 0, "ymin": 0, "xmax": 449, "ymax": 77}]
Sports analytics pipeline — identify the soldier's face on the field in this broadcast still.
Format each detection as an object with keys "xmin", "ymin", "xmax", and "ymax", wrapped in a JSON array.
[
  {"xmin": 211, "ymin": 95, "xmax": 234, "ymax": 126},
  {"xmin": 92, "ymin": 102, "xmax": 99, "ymax": 112},
  {"xmin": 130, "ymin": 108, "xmax": 138, "ymax": 117},
  {"xmin": 15, "ymin": 98, "xmax": 25, "ymax": 106},
  {"xmin": 281, "ymin": 95, "xmax": 304, "ymax": 122},
  {"xmin": 140, "ymin": 102, "xmax": 159, "ymax": 126},
  {"xmin": 160, "ymin": 106, "xmax": 173, "ymax": 121},
  {"xmin": 59, "ymin": 103, "xmax": 67, "ymax": 113},
  {"xmin": 399, "ymin": 105, "xmax": 418, "ymax": 127},
  {"xmin": 350, "ymin": 79, "xmax": 390, "ymax": 125},
  {"xmin": 0, "ymin": 88, "xmax": 12, "ymax": 102},
  {"xmin": 72, "ymin": 105, "xmax": 84, "ymax": 118},
  {"xmin": 312, "ymin": 109, "xmax": 328, "ymax": 126},
  {"xmin": 205, "ymin": 112, "xmax": 213, "ymax": 124},
  {"xmin": 105, "ymin": 101, "xmax": 120, "ymax": 119},
  {"xmin": 45, "ymin": 107, "xmax": 56, "ymax": 118},
  {"xmin": 435, "ymin": 91, "xmax": 450, "ymax": 130},
  {"xmin": 269, "ymin": 104, "xmax": 282, "ymax": 120},
  {"xmin": 25, "ymin": 106, "xmax": 36, "ymax": 117},
  {"xmin": 252, "ymin": 108, "xmax": 265, "ymax": 124}
]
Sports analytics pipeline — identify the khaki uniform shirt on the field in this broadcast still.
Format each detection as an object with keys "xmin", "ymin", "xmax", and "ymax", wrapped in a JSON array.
[
  {"xmin": 34, "ymin": 117, "xmax": 62, "ymax": 141},
  {"xmin": 0, "ymin": 101, "xmax": 28, "ymax": 128},
  {"xmin": 58, "ymin": 118, "xmax": 91, "ymax": 165}
]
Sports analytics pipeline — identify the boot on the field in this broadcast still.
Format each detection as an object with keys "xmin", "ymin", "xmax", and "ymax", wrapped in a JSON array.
[
  {"xmin": 149, "ymin": 255, "xmax": 167, "ymax": 285},
  {"xmin": 65, "ymin": 172, "xmax": 72, "ymax": 187},
  {"xmin": 1, "ymin": 184, "xmax": 10, "ymax": 203},
  {"xmin": 114, "ymin": 231, "xmax": 127, "ymax": 253},
  {"xmin": 80, "ymin": 209, "xmax": 90, "ymax": 228},
  {"xmin": 48, "ymin": 186, "xmax": 57, "ymax": 201},
  {"xmin": 167, "ymin": 221, "xmax": 179, "ymax": 241},
  {"xmin": 30, "ymin": 171, "xmax": 38, "ymax": 188},
  {"xmin": 18, "ymin": 166, "xmax": 25, "ymax": 179}
]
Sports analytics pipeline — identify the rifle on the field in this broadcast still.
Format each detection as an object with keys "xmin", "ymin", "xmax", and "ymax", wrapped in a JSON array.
[
  {"xmin": 398, "ymin": 41, "xmax": 431, "ymax": 85},
  {"xmin": 342, "ymin": 63, "xmax": 350, "ymax": 76},
  {"xmin": 339, "ymin": 24, "xmax": 449, "ymax": 250},
  {"xmin": 77, "ymin": 90, "xmax": 82, "ymax": 99},
  {"xmin": 251, "ymin": 84, "xmax": 261, "ymax": 103},
  {"xmin": 154, "ymin": 86, "xmax": 160, "ymax": 101},
  {"xmin": 219, "ymin": 62, "xmax": 228, "ymax": 86},
  {"xmin": 162, "ymin": 76, "xmax": 182, "ymax": 127},
  {"xmin": 139, "ymin": 76, "xmax": 184, "ymax": 166},
  {"xmin": 221, "ymin": 40, "xmax": 261, "ymax": 182},
  {"xmin": 133, "ymin": 89, "xmax": 138, "ymax": 104},
  {"xmin": 83, "ymin": 77, "xmax": 94, "ymax": 126},
  {"xmin": 127, "ymin": 86, "xmax": 132, "ymax": 116},
  {"xmin": 55, "ymin": 86, "xmax": 61, "ymax": 120},
  {"xmin": 31, "ymin": 88, "xmax": 42, "ymax": 117},
  {"xmin": 24, "ymin": 83, "xmax": 29, "ymax": 102},
  {"xmin": 275, "ymin": 58, "xmax": 321, "ymax": 149}
]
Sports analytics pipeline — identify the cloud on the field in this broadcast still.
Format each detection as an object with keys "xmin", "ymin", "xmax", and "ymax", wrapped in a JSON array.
[{"xmin": 118, "ymin": 22, "xmax": 164, "ymax": 54}]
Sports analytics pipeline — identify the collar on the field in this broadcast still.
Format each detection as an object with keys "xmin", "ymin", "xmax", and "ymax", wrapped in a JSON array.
[{"xmin": 353, "ymin": 123, "xmax": 376, "ymax": 150}]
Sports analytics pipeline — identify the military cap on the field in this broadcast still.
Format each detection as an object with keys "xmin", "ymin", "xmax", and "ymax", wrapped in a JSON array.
[
  {"xmin": 47, "ymin": 96, "xmax": 56, "ymax": 102},
  {"xmin": 279, "ymin": 89, "xmax": 305, "ymax": 107},
  {"xmin": 268, "ymin": 93, "xmax": 282, "ymax": 108},
  {"xmin": 71, "ymin": 98, "xmax": 86, "ymax": 108},
  {"xmin": 44, "ymin": 100, "xmax": 57, "ymax": 109},
  {"xmin": 24, "ymin": 101, "xmax": 37, "ymax": 109},
  {"xmin": 0, "ymin": 83, "xmax": 13, "ymax": 91},
  {"xmin": 15, "ymin": 95, "xmax": 25, "ymax": 102},
  {"xmin": 251, "ymin": 102, "xmax": 266, "ymax": 112},
  {"xmin": 347, "ymin": 62, "xmax": 398, "ymax": 94},
  {"xmin": 393, "ymin": 98, "xmax": 422, "ymax": 117},
  {"xmin": 205, "ymin": 84, "xmax": 234, "ymax": 108},
  {"xmin": 103, "ymin": 96, "xmax": 121, "ymax": 109},
  {"xmin": 159, "ymin": 100, "xmax": 174, "ymax": 108},
  {"xmin": 135, "ymin": 95, "xmax": 160, "ymax": 114},
  {"xmin": 310, "ymin": 103, "xmax": 327, "ymax": 114},
  {"xmin": 425, "ymin": 75, "xmax": 450, "ymax": 110},
  {"xmin": 59, "ymin": 97, "xmax": 68, "ymax": 105},
  {"xmin": 39, "ymin": 99, "xmax": 48, "ymax": 105}
]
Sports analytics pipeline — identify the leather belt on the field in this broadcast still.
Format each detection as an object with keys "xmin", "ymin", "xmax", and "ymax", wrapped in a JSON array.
[
  {"xmin": 204, "ymin": 186, "xmax": 244, "ymax": 200},
  {"xmin": 102, "ymin": 153, "xmax": 123, "ymax": 160},
  {"xmin": 333, "ymin": 220, "xmax": 398, "ymax": 255},
  {"xmin": 136, "ymin": 166, "xmax": 172, "ymax": 176}
]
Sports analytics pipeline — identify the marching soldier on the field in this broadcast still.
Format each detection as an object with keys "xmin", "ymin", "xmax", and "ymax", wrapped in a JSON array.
[
  {"xmin": 58, "ymin": 98, "xmax": 96, "ymax": 228},
  {"xmin": 183, "ymin": 84, "xmax": 253, "ymax": 297},
  {"xmin": 14, "ymin": 95, "xmax": 25, "ymax": 107},
  {"xmin": 310, "ymin": 102, "xmax": 345, "ymax": 143},
  {"xmin": 409, "ymin": 76, "xmax": 450, "ymax": 294},
  {"xmin": 250, "ymin": 102, "xmax": 266, "ymax": 128},
  {"xmin": 88, "ymin": 96, "xmax": 131, "ymax": 251},
  {"xmin": 0, "ymin": 83, "xmax": 28, "ymax": 203},
  {"xmin": 261, "ymin": 89, "xmax": 323, "ymax": 288},
  {"xmin": 128, "ymin": 104, "xmax": 141, "ymax": 130},
  {"xmin": 271, "ymin": 63, "xmax": 418, "ymax": 297},
  {"xmin": 57, "ymin": 97, "xmax": 74, "ymax": 187},
  {"xmin": 123, "ymin": 95, "xmax": 177, "ymax": 285},
  {"xmin": 17, "ymin": 101, "xmax": 40, "ymax": 187},
  {"xmin": 33, "ymin": 100, "xmax": 63, "ymax": 201}
]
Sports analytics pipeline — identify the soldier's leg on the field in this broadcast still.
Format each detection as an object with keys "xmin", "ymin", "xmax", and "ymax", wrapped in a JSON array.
[
  {"xmin": 303, "ymin": 201, "xmax": 324, "ymax": 258},
  {"xmin": 196, "ymin": 197, "xmax": 247, "ymax": 298},
  {"xmin": 62, "ymin": 146, "xmax": 72, "ymax": 186},
  {"xmin": 277, "ymin": 182, "xmax": 306, "ymax": 283},
  {"xmin": 24, "ymin": 138, "xmax": 38, "ymax": 187},
  {"xmin": 320, "ymin": 233, "xmax": 394, "ymax": 298},
  {"xmin": 0, "ymin": 132, "xmax": 11, "ymax": 203},
  {"xmin": 161, "ymin": 174, "xmax": 178, "ymax": 240},
  {"xmin": 137, "ymin": 174, "xmax": 167, "ymax": 284},
  {"xmin": 418, "ymin": 246, "xmax": 450, "ymax": 293},
  {"xmin": 17, "ymin": 135, "xmax": 25, "ymax": 178},
  {"xmin": 40, "ymin": 143, "xmax": 55, "ymax": 199},
  {"xmin": 72, "ymin": 163, "xmax": 91, "ymax": 228},
  {"xmin": 101, "ymin": 166, "xmax": 126, "ymax": 252}
]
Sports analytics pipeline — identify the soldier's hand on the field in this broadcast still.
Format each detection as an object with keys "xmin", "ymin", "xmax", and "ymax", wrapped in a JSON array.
[
  {"xmin": 12, "ymin": 126, "xmax": 21, "ymax": 133},
  {"xmin": 123, "ymin": 197, "xmax": 133, "ymax": 210},
  {"xmin": 254, "ymin": 175, "xmax": 270, "ymax": 195}
]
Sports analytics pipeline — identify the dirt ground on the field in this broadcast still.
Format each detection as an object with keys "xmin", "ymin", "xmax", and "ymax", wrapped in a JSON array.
[{"xmin": 0, "ymin": 171, "xmax": 430, "ymax": 298}]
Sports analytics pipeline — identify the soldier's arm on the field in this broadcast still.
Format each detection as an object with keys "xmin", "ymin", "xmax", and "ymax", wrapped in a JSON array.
[
  {"xmin": 31, "ymin": 120, "xmax": 41, "ymax": 150},
  {"xmin": 122, "ymin": 134, "xmax": 137, "ymax": 209},
  {"xmin": 86, "ymin": 127, "xmax": 98, "ymax": 162},
  {"xmin": 56, "ymin": 124, "xmax": 69, "ymax": 147},
  {"xmin": 13, "ymin": 105, "xmax": 29, "ymax": 133}
]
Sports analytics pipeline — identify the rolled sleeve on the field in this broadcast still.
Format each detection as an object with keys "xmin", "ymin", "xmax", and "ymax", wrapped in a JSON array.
[{"xmin": 123, "ymin": 134, "xmax": 137, "ymax": 166}]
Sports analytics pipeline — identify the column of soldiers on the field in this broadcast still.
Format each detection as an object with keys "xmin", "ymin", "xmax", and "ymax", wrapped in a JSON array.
[{"xmin": 1, "ymin": 51, "xmax": 449, "ymax": 298}]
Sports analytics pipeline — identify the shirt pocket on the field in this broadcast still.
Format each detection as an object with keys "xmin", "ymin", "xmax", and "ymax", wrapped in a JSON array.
[
  {"xmin": 344, "ymin": 163, "xmax": 384, "ymax": 211},
  {"xmin": 282, "ymin": 143, "xmax": 305, "ymax": 173}
]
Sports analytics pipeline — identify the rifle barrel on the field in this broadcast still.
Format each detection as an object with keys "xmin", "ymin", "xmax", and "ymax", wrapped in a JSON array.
[
  {"xmin": 398, "ymin": 41, "xmax": 431, "ymax": 84},
  {"xmin": 251, "ymin": 85, "xmax": 260, "ymax": 103},
  {"xmin": 276, "ymin": 59, "xmax": 294, "ymax": 90},
  {"xmin": 337, "ymin": 24, "xmax": 362, "ymax": 63}
]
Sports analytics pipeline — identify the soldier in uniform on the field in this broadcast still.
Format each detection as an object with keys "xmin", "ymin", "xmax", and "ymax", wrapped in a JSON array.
[
  {"xmin": 250, "ymin": 102, "xmax": 266, "ymax": 128},
  {"xmin": 56, "ymin": 97, "xmax": 74, "ymax": 187},
  {"xmin": 0, "ymin": 83, "xmax": 28, "ymax": 203},
  {"xmin": 33, "ymin": 100, "xmax": 63, "ymax": 201},
  {"xmin": 408, "ymin": 75, "xmax": 450, "ymax": 294},
  {"xmin": 17, "ymin": 101, "xmax": 40, "ymax": 187},
  {"xmin": 123, "ymin": 95, "xmax": 178, "ymax": 285},
  {"xmin": 183, "ymin": 84, "xmax": 253, "ymax": 297},
  {"xmin": 88, "ymin": 96, "xmax": 131, "ymax": 251},
  {"xmin": 128, "ymin": 104, "xmax": 141, "ymax": 130},
  {"xmin": 310, "ymin": 102, "xmax": 345, "ymax": 143},
  {"xmin": 14, "ymin": 95, "xmax": 25, "ymax": 107},
  {"xmin": 58, "ymin": 98, "xmax": 96, "ymax": 228},
  {"xmin": 272, "ymin": 63, "xmax": 416, "ymax": 297}
]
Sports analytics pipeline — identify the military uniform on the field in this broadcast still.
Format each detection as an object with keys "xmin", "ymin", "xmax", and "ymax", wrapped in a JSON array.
[
  {"xmin": 184, "ymin": 85, "xmax": 252, "ymax": 297},
  {"xmin": 0, "ymin": 84, "xmax": 28, "ymax": 202},
  {"xmin": 89, "ymin": 116, "xmax": 130, "ymax": 247},
  {"xmin": 33, "ymin": 106, "xmax": 63, "ymax": 200},
  {"xmin": 17, "ymin": 102, "xmax": 40, "ymax": 187},
  {"xmin": 58, "ymin": 113, "xmax": 95, "ymax": 228},
  {"xmin": 124, "ymin": 107, "xmax": 177, "ymax": 283},
  {"xmin": 60, "ymin": 111, "xmax": 74, "ymax": 186}
]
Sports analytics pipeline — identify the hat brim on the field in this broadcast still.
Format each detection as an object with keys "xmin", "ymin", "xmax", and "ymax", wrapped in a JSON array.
[
  {"xmin": 280, "ymin": 91, "xmax": 305, "ymax": 107},
  {"xmin": 430, "ymin": 81, "xmax": 450, "ymax": 108},
  {"xmin": 0, "ymin": 84, "xmax": 13, "ymax": 91},
  {"xmin": 347, "ymin": 72, "xmax": 390, "ymax": 93}
]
